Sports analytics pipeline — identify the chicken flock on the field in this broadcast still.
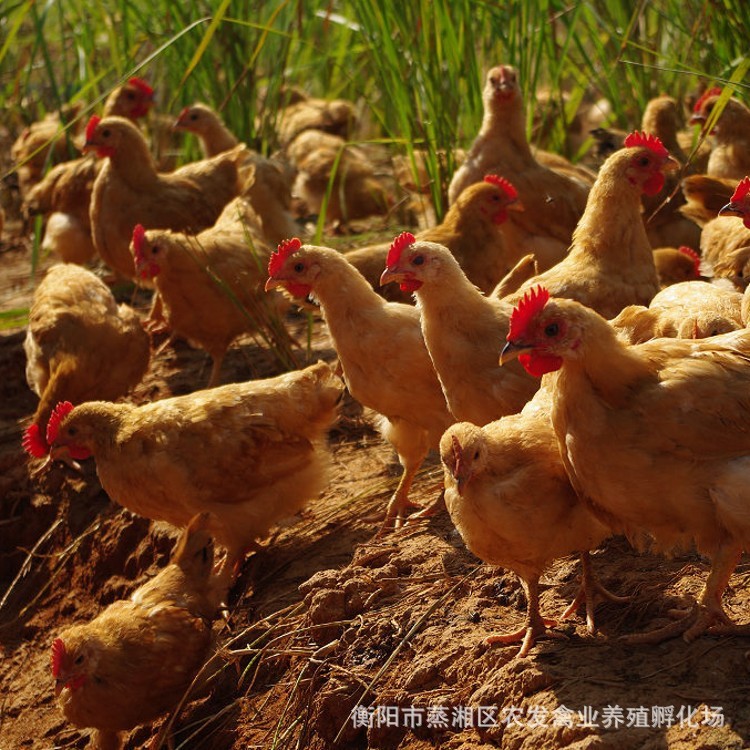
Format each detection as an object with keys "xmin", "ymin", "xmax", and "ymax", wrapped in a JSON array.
[{"xmin": 8, "ymin": 66, "xmax": 750, "ymax": 745}]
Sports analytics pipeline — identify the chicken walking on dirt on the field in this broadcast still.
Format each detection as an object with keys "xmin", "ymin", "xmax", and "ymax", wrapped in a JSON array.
[
  {"xmin": 265, "ymin": 237, "xmax": 454, "ymax": 529},
  {"xmin": 501, "ymin": 285, "xmax": 750, "ymax": 643},
  {"xmin": 440, "ymin": 384, "xmax": 623, "ymax": 658},
  {"xmin": 51, "ymin": 512, "xmax": 228, "ymax": 750},
  {"xmin": 28, "ymin": 362, "xmax": 344, "ymax": 576},
  {"xmin": 22, "ymin": 264, "xmax": 149, "ymax": 455}
]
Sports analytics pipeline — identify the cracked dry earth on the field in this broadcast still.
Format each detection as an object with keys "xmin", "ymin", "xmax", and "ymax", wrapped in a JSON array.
[{"xmin": 1, "ymin": 223, "xmax": 750, "ymax": 750}]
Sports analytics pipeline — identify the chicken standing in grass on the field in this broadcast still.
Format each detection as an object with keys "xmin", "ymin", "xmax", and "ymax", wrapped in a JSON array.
[
  {"xmin": 501, "ymin": 285, "xmax": 750, "ymax": 642},
  {"xmin": 130, "ymin": 198, "xmax": 290, "ymax": 388},
  {"xmin": 51, "ymin": 512, "xmax": 227, "ymax": 750},
  {"xmin": 84, "ymin": 115, "xmax": 244, "ymax": 279},
  {"xmin": 441, "ymin": 384, "xmax": 618, "ymax": 657},
  {"xmin": 22, "ymin": 264, "xmax": 149, "ymax": 456},
  {"xmin": 380, "ymin": 233, "xmax": 538, "ymax": 426},
  {"xmin": 32, "ymin": 362, "xmax": 343, "ymax": 574},
  {"xmin": 265, "ymin": 238, "xmax": 454, "ymax": 527},
  {"xmin": 506, "ymin": 131, "xmax": 678, "ymax": 318}
]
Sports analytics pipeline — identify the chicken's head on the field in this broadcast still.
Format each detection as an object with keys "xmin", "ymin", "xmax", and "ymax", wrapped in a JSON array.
[
  {"xmin": 82, "ymin": 116, "xmax": 117, "ymax": 158},
  {"xmin": 379, "ymin": 233, "xmax": 451, "ymax": 292},
  {"xmin": 477, "ymin": 175, "xmax": 524, "ymax": 224},
  {"xmin": 46, "ymin": 401, "xmax": 94, "ymax": 466},
  {"xmin": 688, "ymin": 87, "xmax": 723, "ymax": 131},
  {"xmin": 500, "ymin": 285, "xmax": 582, "ymax": 376},
  {"xmin": 51, "ymin": 635, "xmax": 95, "ymax": 698},
  {"xmin": 718, "ymin": 176, "xmax": 750, "ymax": 229},
  {"xmin": 174, "ymin": 104, "xmax": 211, "ymax": 134},
  {"xmin": 621, "ymin": 131, "xmax": 678, "ymax": 196},
  {"xmin": 109, "ymin": 77, "xmax": 155, "ymax": 120},
  {"xmin": 440, "ymin": 424, "xmax": 486, "ymax": 493},
  {"xmin": 131, "ymin": 224, "xmax": 162, "ymax": 279},
  {"xmin": 264, "ymin": 238, "xmax": 317, "ymax": 298},
  {"xmin": 484, "ymin": 65, "xmax": 520, "ymax": 106}
]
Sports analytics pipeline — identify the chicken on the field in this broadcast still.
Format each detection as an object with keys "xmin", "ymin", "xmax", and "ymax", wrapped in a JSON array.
[
  {"xmin": 612, "ymin": 280, "xmax": 743, "ymax": 344},
  {"xmin": 84, "ymin": 115, "xmax": 243, "ymax": 278},
  {"xmin": 174, "ymin": 103, "xmax": 240, "ymax": 157},
  {"xmin": 501, "ymin": 285, "xmax": 750, "ymax": 642},
  {"xmin": 447, "ymin": 64, "xmax": 590, "ymax": 271},
  {"xmin": 21, "ymin": 264, "xmax": 149, "ymax": 455},
  {"xmin": 344, "ymin": 175, "xmax": 523, "ymax": 302},
  {"xmin": 51, "ymin": 512, "xmax": 227, "ymax": 750},
  {"xmin": 679, "ymin": 173, "xmax": 737, "ymax": 227},
  {"xmin": 12, "ymin": 78, "xmax": 155, "ymax": 198},
  {"xmin": 265, "ymin": 238, "xmax": 454, "ymax": 526},
  {"xmin": 130, "ymin": 200, "xmax": 291, "ymax": 387},
  {"xmin": 379, "ymin": 233, "xmax": 538, "ymax": 426},
  {"xmin": 652, "ymin": 245, "xmax": 702, "ymax": 287},
  {"xmin": 20, "ymin": 78, "xmax": 156, "ymax": 264},
  {"xmin": 34, "ymin": 362, "xmax": 343, "ymax": 571},
  {"xmin": 276, "ymin": 87, "xmax": 357, "ymax": 146},
  {"xmin": 286, "ymin": 129, "xmax": 392, "ymax": 228},
  {"xmin": 689, "ymin": 88, "xmax": 750, "ymax": 180},
  {"xmin": 441, "ymin": 385, "xmax": 617, "ymax": 657},
  {"xmin": 506, "ymin": 132, "xmax": 678, "ymax": 318},
  {"xmin": 587, "ymin": 126, "xmax": 627, "ymax": 170}
]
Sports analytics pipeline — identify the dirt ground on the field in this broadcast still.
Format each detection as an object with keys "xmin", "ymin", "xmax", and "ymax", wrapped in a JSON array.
[{"xmin": 1, "ymin": 214, "xmax": 750, "ymax": 750}]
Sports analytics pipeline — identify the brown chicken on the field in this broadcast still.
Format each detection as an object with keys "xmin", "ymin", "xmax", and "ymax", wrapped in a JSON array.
[
  {"xmin": 380, "ymin": 234, "xmax": 538, "ymax": 426},
  {"xmin": 344, "ymin": 175, "xmax": 524, "ymax": 302},
  {"xmin": 20, "ymin": 78, "xmax": 156, "ymax": 264},
  {"xmin": 84, "ymin": 115, "xmax": 243, "ymax": 278},
  {"xmin": 286, "ymin": 129, "xmax": 392, "ymax": 227},
  {"xmin": 265, "ymin": 238, "xmax": 454, "ymax": 526},
  {"xmin": 689, "ymin": 88, "xmax": 750, "ymax": 180},
  {"xmin": 506, "ymin": 132, "xmax": 678, "ymax": 318},
  {"xmin": 441, "ymin": 385, "xmax": 618, "ymax": 657},
  {"xmin": 679, "ymin": 173, "xmax": 737, "ymax": 227},
  {"xmin": 447, "ymin": 64, "xmax": 590, "ymax": 271},
  {"xmin": 174, "ymin": 103, "xmax": 240, "ymax": 157},
  {"xmin": 652, "ymin": 245, "xmax": 702, "ymax": 287},
  {"xmin": 501, "ymin": 286, "xmax": 750, "ymax": 642},
  {"xmin": 35, "ymin": 362, "xmax": 343, "ymax": 572},
  {"xmin": 612, "ymin": 280, "xmax": 743, "ymax": 344},
  {"xmin": 130, "ymin": 200, "xmax": 290, "ymax": 387},
  {"xmin": 51, "ymin": 512, "xmax": 227, "ymax": 750},
  {"xmin": 13, "ymin": 78, "xmax": 155, "ymax": 197},
  {"xmin": 21, "ymin": 264, "xmax": 149, "ymax": 456}
]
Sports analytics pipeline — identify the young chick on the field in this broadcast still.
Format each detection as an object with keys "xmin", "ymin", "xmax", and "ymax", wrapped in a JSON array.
[
  {"xmin": 441, "ymin": 385, "xmax": 615, "ymax": 657},
  {"xmin": 84, "ymin": 115, "xmax": 243, "ymax": 278},
  {"xmin": 34, "ymin": 362, "xmax": 343, "ymax": 572},
  {"xmin": 22, "ymin": 264, "xmax": 149, "ymax": 455},
  {"xmin": 52, "ymin": 512, "xmax": 227, "ymax": 750},
  {"xmin": 265, "ymin": 238, "xmax": 454, "ymax": 527},
  {"xmin": 501, "ymin": 286, "xmax": 750, "ymax": 642},
  {"xmin": 130, "ymin": 199, "xmax": 287, "ymax": 387},
  {"xmin": 344, "ymin": 175, "xmax": 524, "ymax": 302}
]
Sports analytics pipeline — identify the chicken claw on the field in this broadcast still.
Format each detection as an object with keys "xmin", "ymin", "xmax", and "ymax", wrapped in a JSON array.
[{"xmin": 484, "ymin": 617, "xmax": 567, "ymax": 659}]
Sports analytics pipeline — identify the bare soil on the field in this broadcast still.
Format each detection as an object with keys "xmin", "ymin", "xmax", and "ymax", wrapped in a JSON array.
[{"xmin": 1, "ymin": 219, "xmax": 750, "ymax": 750}]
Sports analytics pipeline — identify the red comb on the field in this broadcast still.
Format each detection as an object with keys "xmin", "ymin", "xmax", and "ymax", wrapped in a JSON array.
[
  {"xmin": 132, "ymin": 224, "xmax": 146, "ymax": 264},
  {"xmin": 268, "ymin": 238, "xmax": 302, "ymax": 277},
  {"xmin": 508, "ymin": 286, "xmax": 550, "ymax": 340},
  {"xmin": 385, "ymin": 231, "xmax": 416, "ymax": 268},
  {"xmin": 678, "ymin": 246, "xmax": 701, "ymax": 277},
  {"xmin": 22, "ymin": 423, "xmax": 48, "ymax": 458},
  {"xmin": 484, "ymin": 174, "xmax": 518, "ymax": 200},
  {"xmin": 177, "ymin": 106, "xmax": 190, "ymax": 121},
  {"xmin": 623, "ymin": 131, "xmax": 668, "ymax": 160},
  {"xmin": 51, "ymin": 638, "xmax": 65, "ymax": 677},
  {"xmin": 128, "ymin": 77, "xmax": 154, "ymax": 97},
  {"xmin": 85, "ymin": 115, "xmax": 101, "ymax": 143},
  {"xmin": 693, "ymin": 87, "xmax": 722, "ymax": 113},
  {"xmin": 730, "ymin": 176, "xmax": 750, "ymax": 203},
  {"xmin": 46, "ymin": 401, "xmax": 75, "ymax": 445}
]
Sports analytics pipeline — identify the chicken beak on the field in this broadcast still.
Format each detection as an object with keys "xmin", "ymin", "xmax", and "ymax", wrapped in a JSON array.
[
  {"xmin": 379, "ymin": 267, "xmax": 402, "ymax": 287},
  {"xmin": 718, "ymin": 201, "xmax": 744, "ymax": 219},
  {"xmin": 508, "ymin": 199, "xmax": 525, "ymax": 212},
  {"xmin": 688, "ymin": 113, "xmax": 705, "ymax": 126},
  {"xmin": 49, "ymin": 445, "xmax": 83, "ymax": 472},
  {"xmin": 499, "ymin": 340, "xmax": 532, "ymax": 366},
  {"xmin": 663, "ymin": 155, "xmax": 681, "ymax": 173},
  {"xmin": 54, "ymin": 679, "xmax": 64, "ymax": 698},
  {"xmin": 264, "ymin": 276, "xmax": 284, "ymax": 292}
]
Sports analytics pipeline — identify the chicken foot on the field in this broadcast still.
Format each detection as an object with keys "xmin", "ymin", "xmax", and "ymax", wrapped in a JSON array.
[
  {"xmin": 560, "ymin": 551, "xmax": 632, "ymax": 634},
  {"xmin": 484, "ymin": 577, "xmax": 567, "ymax": 658}
]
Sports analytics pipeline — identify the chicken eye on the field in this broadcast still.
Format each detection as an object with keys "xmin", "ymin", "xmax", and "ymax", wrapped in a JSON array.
[
  {"xmin": 544, "ymin": 323, "xmax": 559, "ymax": 337},
  {"xmin": 293, "ymin": 262, "xmax": 305, "ymax": 273},
  {"xmin": 412, "ymin": 255, "xmax": 424, "ymax": 266},
  {"xmin": 151, "ymin": 245, "xmax": 160, "ymax": 255},
  {"xmin": 102, "ymin": 129, "xmax": 111, "ymax": 138},
  {"xmin": 74, "ymin": 655, "xmax": 84, "ymax": 665},
  {"xmin": 638, "ymin": 156, "xmax": 650, "ymax": 167},
  {"xmin": 126, "ymin": 92, "xmax": 135, "ymax": 100},
  {"xmin": 190, "ymin": 113, "xmax": 199, "ymax": 121},
  {"xmin": 67, "ymin": 426, "xmax": 78, "ymax": 436},
  {"xmin": 474, "ymin": 450, "xmax": 480, "ymax": 460}
]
